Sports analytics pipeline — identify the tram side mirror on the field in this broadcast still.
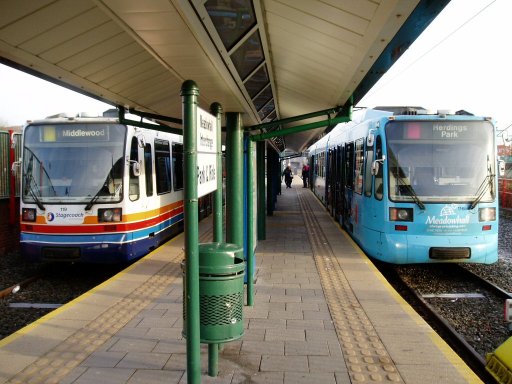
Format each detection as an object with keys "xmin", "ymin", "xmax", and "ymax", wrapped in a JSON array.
[
  {"xmin": 137, "ymin": 135, "xmax": 146, "ymax": 148},
  {"xmin": 130, "ymin": 160, "xmax": 141, "ymax": 177},
  {"xmin": 366, "ymin": 132, "xmax": 374, "ymax": 147},
  {"xmin": 371, "ymin": 161, "xmax": 379, "ymax": 175},
  {"xmin": 11, "ymin": 161, "xmax": 20, "ymax": 177},
  {"xmin": 371, "ymin": 155, "xmax": 386, "ymax": 176},
  {"xmin": 499, "ymin": 159, "xmax": 505, "ymax": 177}
]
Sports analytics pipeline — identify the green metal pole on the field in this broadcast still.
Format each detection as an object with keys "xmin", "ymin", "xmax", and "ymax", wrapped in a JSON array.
[
  {"xmin": 208, "ymin": 344, "xmax": 218, "ymax": 377},
  {"xmin": 225, "ymin": 112, "xmax": 244, "ymax": 247},
  {"xmin": 246, "ymin": 136, "xmax": 255, "ymax": 306},
  {"xmin": 208, "ymin": 102, "xmax": 222, "ymax": 377},
  {"xmin": 210, "ymin": 102, "xmax": 223, "ymax": 243},
  {"xmin": 181, "ymin": 80, "xmax": 201, "ymax": 384},
  {"xmin": 256, "ymin": 141, "xmax": 266, "ymax": 240},
  {"xmin": 266, "ymin": 146, "xmax": 276, "ymax": 216}
]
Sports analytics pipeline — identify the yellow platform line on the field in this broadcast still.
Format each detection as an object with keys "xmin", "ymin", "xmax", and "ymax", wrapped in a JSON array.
[{"xmin": 304, "ymin": 191, "xmax": 482, "ymax": 383}]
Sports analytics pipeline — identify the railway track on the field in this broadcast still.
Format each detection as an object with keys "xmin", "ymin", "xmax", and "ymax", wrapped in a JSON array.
[
  {"xmin": 0, "ymin": 259, "xmax": 126, "ymax": 339},
  {"xmin": 0, "ymin": 221, "xmax": 215, "ymax": 341},
  {"xmin": 376, "ymin": 261, "xmax": 511, "ymax": 383},
  {"xmin": 0, "ymin": 276, "xmax": 39, "ymax": 300}
]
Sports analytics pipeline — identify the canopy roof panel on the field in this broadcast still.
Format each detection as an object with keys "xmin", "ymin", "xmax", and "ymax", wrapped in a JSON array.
[{"xmin": 0, "ymin": 0, "xmax": 449, "ymax": 152}]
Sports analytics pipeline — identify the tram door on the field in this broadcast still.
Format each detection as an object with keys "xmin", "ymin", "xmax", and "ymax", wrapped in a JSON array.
[
  {"xmin": 310, "ymin": 154, "xmax": 316, "ymax": 193},
  {"xmin": 127, "ymin": 136, "xmax": 153, "ymax": 253},
  {"xmin": 363, "ymin": 135, "xmax": 385, "ymax": 257},
  {"xmin": 342, "ymin": 142, "xmax": 354, "ymax": 232},
  {"xmin": 332, "ymin": 145, "xmax": 343, "ymax": 221},
  {"xmin": 325, "ymin": 149, "xmax": 331, "ymax": 207},
  {"xmin": 326, "ymin": 147, "xmax": 338, "ymax": 217}
]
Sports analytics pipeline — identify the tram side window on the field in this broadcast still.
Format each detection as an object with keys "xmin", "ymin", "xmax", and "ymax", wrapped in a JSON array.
[
  {"xmin": 345, "ymin": 142, "xmax": 354, "ymax": 189},
  {"xmin": 317, "ymin": 153, "xmax": 321, "ymax": 177},
  {"xmin": 374, "ymin": 136, "xmax": 383, "ymax": 200},
  {"xmin": 322, "ymin": 152, "xmax": 326, "ymax": 178},
  {"xmin": 172, "ymin": 143, "xmax": 184, "ymax": 191},
  {"xmin": 144, "ymin": 143, "xmax": 153, "ymax": 197},
  {"xmin": 155, "ymin": 139, "xmax": 172, "ymax": 194},
  {"xmin": 364, "ymin": 140, "xmax": 374, "ymax": 197},
  {"xmin": 354, "ymin": 139, "xmax": 364, "ymax": 194},
  {"xmin": 317, "ymin": 152, "xmax": 322, "ymax": 177},
  {"xmin": 129, "ymin": 137, "xmax": 140, "ymax": 201}
]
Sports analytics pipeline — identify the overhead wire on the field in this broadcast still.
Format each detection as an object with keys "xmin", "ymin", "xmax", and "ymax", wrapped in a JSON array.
[{"xmin": 362, "ymin": 0, "xmax": 496, "ymax": 100}]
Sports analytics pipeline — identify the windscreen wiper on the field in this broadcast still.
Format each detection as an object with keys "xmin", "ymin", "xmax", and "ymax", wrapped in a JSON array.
[
  {"xmin": 84, "ymin": 174, "xmax": 120, "ymax": 211},
  {"xmin": 84, "ymin": 189, "xmax": 102, "ymax": 211},
  {"xmin": 24, "ymin": 175, "xmax": 45, "ymax": 211},
  {"xmin": 396, "ymin": 175, "xmax": 425, "ymax": 210},
  {"xmin": 470, "ymin": 157, "xmax": 494, "ymax": 210},
  {"xmin": 469, "ymin": 174, "xmax": 494, "ymax": 209},
  {"xmin": 23, "ymin": 155, "xmax": 45, "ymax": 211},
  {"xmin": 27, "ymin": 183, "xmax": 45, "ymax": 211}
]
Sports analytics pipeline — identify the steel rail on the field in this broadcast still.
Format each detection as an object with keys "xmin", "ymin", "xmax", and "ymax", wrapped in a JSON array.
[{"xmin": 375, "ymin": 262, "xmax": 498, "ymax": 383}]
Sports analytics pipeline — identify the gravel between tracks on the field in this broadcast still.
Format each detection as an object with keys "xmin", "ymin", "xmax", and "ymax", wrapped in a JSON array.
[{"xmin": 392, "ymin": 214, "xmax": 512, "ymax": 358}]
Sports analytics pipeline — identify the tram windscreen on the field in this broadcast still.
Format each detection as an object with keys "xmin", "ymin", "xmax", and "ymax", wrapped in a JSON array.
[
  {"xmin": 22, "ymin": 123, "xmax": 126, "ymax": 204},
  {"xmin": 385, "ymin": 120, "xmax": 495, "ymax": 203}
]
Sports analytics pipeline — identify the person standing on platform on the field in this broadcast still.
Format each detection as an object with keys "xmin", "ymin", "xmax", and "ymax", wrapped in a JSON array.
[
  {"xmin": 283, "ymin": 165, "xmax": 293, "ymax": 188},
  {"xmin": 302, "ymin": 163, "xmax": 310, "ymax": 188}
]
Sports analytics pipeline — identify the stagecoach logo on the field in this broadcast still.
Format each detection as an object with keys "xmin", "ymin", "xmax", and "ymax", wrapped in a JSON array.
[
  {"xmin": 45, "ymin": 208, "xmax": 85, "ymax": 225},
  {"xmin": 425, "ymin": 204, "xmax": 470, "ymax": 233}
]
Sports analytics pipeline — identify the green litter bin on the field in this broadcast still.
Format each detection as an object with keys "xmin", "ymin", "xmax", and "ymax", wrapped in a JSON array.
[{"xmin": 182, "ymin": 242, "xmax": 245, "ymax": 343}]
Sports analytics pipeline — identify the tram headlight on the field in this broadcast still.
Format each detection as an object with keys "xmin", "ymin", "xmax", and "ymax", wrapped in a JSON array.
[
  {"xmin": 22, "ymin": 208, "xmax": 36, "ymax": 222},
  {"xmin": 389, "ymin": 207, "xmax": 413, "ymax": 222},
  {"xmin": 479, "ymin": 207, "xmax": 496, "ymax": 222},
  {"xmin": 98, "ymin": 208, "xmax": 122, "ymax": 222}
]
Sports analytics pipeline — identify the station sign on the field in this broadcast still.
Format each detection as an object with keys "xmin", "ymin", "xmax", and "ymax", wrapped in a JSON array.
[{"xmin": 197, "ymin": 107, "xmax": 217, "ymax": 197}]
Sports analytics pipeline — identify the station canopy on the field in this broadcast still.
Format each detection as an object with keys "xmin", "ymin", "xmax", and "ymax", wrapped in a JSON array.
[{"xmin": 0, "ymin": 0, "xmax": 448, "ymax": 153}]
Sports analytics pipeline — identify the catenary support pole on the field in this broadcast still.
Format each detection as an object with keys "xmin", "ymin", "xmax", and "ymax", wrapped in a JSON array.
[
  {"xmin": 256, "ymin": 140, "xmax": 266, "ymax": 240},
  {"xmin": 246, "ymin": 136, "xmax": 255, "ymax": 306},
  {"xmin": 208, "ymin": 102, "xmax": 224, "ymax": 377},
  {"xmin": 181, "ymin": 80, "xmax": 201, "ymax": 384},
  {"xmin": 225, "ymin": 112, "xmax": 244, "ymax": 247}
]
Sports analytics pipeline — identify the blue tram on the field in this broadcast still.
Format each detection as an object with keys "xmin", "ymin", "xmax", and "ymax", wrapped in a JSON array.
[{"xmin": 308, "ymin": 107, "xmax": 501, "ymax": 264}]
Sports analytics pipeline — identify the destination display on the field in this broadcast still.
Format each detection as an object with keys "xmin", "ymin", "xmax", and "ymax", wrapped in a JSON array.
[
  {"xmin": 432, "ymin": 123, "xmax": 469, "ymax": 139},
  {"xmin": 39, "ymin": 124, "xmax": 113, "ymax": 142},
  {"xmin": 387, "ymin": 120, "xmax": 493, "ymax": 141}
]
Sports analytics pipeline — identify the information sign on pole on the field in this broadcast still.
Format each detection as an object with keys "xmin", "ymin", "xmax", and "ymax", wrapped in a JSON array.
[{"xmin": 197, "ymin": 107, "xmax": 218, "ymax": 197}]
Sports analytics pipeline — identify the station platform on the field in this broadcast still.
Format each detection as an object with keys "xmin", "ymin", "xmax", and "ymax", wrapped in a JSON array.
[{"xmin": 0, "ymin": 177, "xmax": 482, "ymax": 384}]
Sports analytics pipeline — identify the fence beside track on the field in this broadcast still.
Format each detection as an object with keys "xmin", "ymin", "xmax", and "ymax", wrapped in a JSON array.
[
  {"xmin": 0, "ymin": 127, "xmax": 21, "ymax": 254},
  {"xmin": 499, "ymin": 178, "xmax": 512, "ymax": 214}
]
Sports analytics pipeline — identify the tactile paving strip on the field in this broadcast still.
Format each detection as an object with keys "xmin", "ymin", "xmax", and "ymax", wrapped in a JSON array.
[
  {"xmin": 6, "ymin": 230, "xmax": 211, "ymax": 384},
  {"xmin": 298, "ymin": 191, "xmax": 405, "ymax": 383}
]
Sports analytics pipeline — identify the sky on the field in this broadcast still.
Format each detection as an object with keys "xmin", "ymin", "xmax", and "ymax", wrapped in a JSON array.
[
  {"xmin": 358, "ymin": 0, "xmax": 511, "ymax": 136},
  {"xmin": 0, "ymin": 0, "xmax": 510, "ymax": 137}
]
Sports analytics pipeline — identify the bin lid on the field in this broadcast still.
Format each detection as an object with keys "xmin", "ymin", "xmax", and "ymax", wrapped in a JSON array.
[{"xmin": 198, "ymin": 242, "xmax": 245, "ymax": 275}]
